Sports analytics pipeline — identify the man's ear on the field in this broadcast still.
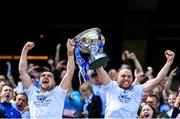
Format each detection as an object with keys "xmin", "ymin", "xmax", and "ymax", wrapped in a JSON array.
[{"xmin": 53, "ymin": 79, "xmax": 56, "ymax": 87}]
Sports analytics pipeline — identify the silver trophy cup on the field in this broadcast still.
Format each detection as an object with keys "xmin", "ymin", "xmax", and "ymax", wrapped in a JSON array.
[{"xmin": 73, "ymin": 28, "xmax": 109, "ymax": 69}]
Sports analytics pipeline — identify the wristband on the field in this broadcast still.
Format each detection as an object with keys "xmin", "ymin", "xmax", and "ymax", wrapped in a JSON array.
[{"xmin": 67, "ymin": 51, "xmax": 74, "ymax": 56}]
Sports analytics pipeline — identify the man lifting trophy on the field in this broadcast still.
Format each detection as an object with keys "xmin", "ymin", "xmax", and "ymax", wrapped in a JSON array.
[{"xmin": 73, "ymin": 27, "xmax": 109, "ymax": 83}]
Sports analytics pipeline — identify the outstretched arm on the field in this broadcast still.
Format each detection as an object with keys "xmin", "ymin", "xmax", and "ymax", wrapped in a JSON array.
[
  {"xmin": 164, "ymin": 67, "xmax": 178, "ymax": 95},
  {"xmin": 55, "ymin": 43, "xmax": 61, "ymax": 65},
  {"xmin": 6, "ymin": 61, "xmax": 16, "ymax": 88},
  {"xmin": 60, "ymin": 39, "xmax": 75, "ymax": 90},
  {"xmin": 142, "ymin": 50, "xmax": 175, "ymax": 93},
  {"xmin": 19, "ymin": 42, "xmax": 34, "ymax": 89},
  {"xmin": 128, "ymin": 52, "xmax": 144, "ymax": 74},
  {"xmin": 171, "ymin": 92, "xmax": 180, "ymax": 118},
  {"xmin": 133, "ymin": 69, "xmax": 145, "ymax": 85},
  {"xmin": 96, "ymin": 66, "xmax": 111, "ymax": 85},
  {"xmin": 145, "ymin": 66, "xmax": 154, "ymax": 80}
]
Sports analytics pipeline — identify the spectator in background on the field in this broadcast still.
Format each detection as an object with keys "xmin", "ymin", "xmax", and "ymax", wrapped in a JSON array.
[
  {"xmin": 121, "ymin": 50, "xmax": 144, "ymax": 76},
  {"xmin": 47, "ymin": 43, "xmax": 62, "ymax": 72},
  {"xmin": 0, "ymin": 75, "xmax": 6, "ymax": 87},
  {"xmin": 79, "ymin": 82, "xmax": 102, "ymax": 118},
  {"xmin": 18, "ymin": 39, "xmax": 75, "ymax": 118},
  {"xmin": 163, "ymin": 67, "xmax": 179, "ymax": 117},
  {"xmin": 0, "ymin": 84, "xmax": 21, "ymax": 118},
  {"xmin": 46, "ymin": 43, "xmax": 68, "ymax": 86},
  {"xmin": 166, "ymin": 91, "xmax": 178, "ymax": 117},
  {"xmin": 55, "ymin": 60, "xmax": 67, "ymax": 85},
  {"xmin": 108, "ymin": 68, "xmax": 117, "ymax": 81},
  {"xmin": 11, "ymin": 93, "xmax": 30, "ymax": 118},
  {"xmin": 63, "ymin": 84, "xmax": 83, "ymax": 118},
  {"xmin": 139, "ymin": 103, "xmax": 157, "ymax": 118},
  {"xmin": 6, "ymin": 61, "xmax": 17, "ymax": 88},
  {"xmin": 63, "ymin": 67, "xmax": 83, "ymax": 118},
  {"xmin": 88, "ymin": 70, "xmax": 106, "ymax": 118},
  {"xmin": 146, "ymin": 94, "xmax": 161, "ymax": 116},
  {"xmin": 0, "ymin": 61, "xmax": 17, "ymax": 89},
  {"xmin": 171, "ymin": 88, "xmax": 180, "ymax": 118},
  {"xmin": 164, "ymin": 67, "xmax": 179, "ymax": 96}
]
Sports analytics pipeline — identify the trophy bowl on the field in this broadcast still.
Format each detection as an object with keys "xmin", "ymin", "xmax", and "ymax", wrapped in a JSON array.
[{"xmin": 73, "ymin": 28, "xmax": 109, "ymax": 69}]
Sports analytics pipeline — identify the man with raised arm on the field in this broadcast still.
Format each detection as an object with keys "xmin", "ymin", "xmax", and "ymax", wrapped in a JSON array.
[
  {"xmin": 96, "ymin": 50, "xmax": 175, "ymax": 118},
  {"xmin": 18, "ymin": 39, "xmax": 75, "ymax": 118}
]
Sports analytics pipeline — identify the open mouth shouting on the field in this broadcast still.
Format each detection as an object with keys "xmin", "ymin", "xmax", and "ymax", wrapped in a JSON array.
[
  {"xmin": 6, "ymin": 94, "xmax": 10, "ymax": 99},
  {"xmin": 42, "ymin": 78, "xmax": 49, "ymax": 86},
  {"xmin": 144, "ymin": 112, "xmax": 150, "ymax": 118}
]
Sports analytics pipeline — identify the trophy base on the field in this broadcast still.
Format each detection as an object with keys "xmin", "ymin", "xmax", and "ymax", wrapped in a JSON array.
[{"xmin": 89, "ymin": 54, "xmax": 109, "ymax": 69}]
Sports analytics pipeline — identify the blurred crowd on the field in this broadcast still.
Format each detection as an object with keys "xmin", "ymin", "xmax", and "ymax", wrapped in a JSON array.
[{"xmin": 0, "ymin": 38, "xmax": 179, "ymax": 119}]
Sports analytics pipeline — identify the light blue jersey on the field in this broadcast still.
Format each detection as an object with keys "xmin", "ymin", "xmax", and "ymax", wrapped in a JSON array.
[
  {"xmin": 25, "ymin": 85, "xmax": 68, "ymax": 118},
  {"xmin": 104, "ymin": 81, "xmax": 144, "ymax": 118}
]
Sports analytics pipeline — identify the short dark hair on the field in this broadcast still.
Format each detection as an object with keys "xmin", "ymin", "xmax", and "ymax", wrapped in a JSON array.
[
  {"xmin": 118, "ymin": 64, "xmax": 132, "ymax": 72},
  {"xmin": 33, "ymin": 66, "xmax": 55, "ymax": 76},
  {"xmin": 36, "ymin": 66, "xmax": 52, "ymax": 73},
  {"xmin": 148, "ymin": 94, "xmax": 160, "ymax": 102},
  {"xmin": 17, "ymin": 93, "xmax": 28, "ymax": 101},
  {"xmin": 40, "ymin": 67, "xmax": 59, "ymax": 85}
]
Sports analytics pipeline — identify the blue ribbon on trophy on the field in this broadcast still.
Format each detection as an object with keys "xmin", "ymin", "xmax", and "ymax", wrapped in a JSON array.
[
  {"xmin": 73, "ymin": 28, "xmax": 109, "ymax": 84},
  {"xmin": 74, "ymin": 44, "xmax": 90, "ymax": 84}
]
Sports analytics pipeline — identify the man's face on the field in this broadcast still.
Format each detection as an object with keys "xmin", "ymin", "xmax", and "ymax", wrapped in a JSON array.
[
  {"xmin": 16, "ymin": 94, "xmax": 28, "ymax": 111},
  {"xmin": 140, "ymin": 104, "xmax": 154, "ymax": 118},
  {"xmin": 40, "ymin": 71, "xmax": 55, "ymax": 91},
  {"xmin": 79, "ymin": 88, "xmax": 89, "ymax": 97},
  {"xmin": 146, "ymin": 96, "xmax": 160, "ymax": 110},
  {"xmin": 168, "ymin": 94, "xmax": 177, "ymax": 106},
  {"xmin": 0, "ymin": 85, "xmax": 13, "ymax": 103},
  {"xmin": 117, "ymin": 69, "xmax": 133, "ymax": 89}
]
